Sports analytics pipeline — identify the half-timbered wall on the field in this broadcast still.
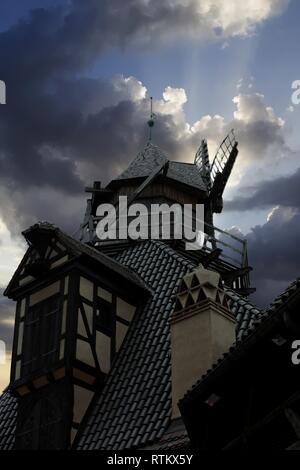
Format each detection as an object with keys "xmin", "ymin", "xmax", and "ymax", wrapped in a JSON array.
[
  {"xmin": 8, "ymin": 229, "xmax": 140, "ymax": 449},
  {"xmin": 12, "ymin": 278, "xmax": 68, "ymax": 385},
  {"xmin": 77, "ymin": 276, "xmax": 136, "ymax": 376}
]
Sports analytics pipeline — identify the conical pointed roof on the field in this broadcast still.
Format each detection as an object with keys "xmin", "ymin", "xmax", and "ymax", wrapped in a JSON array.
[
  {"xmin": 116, "ymin": 141, "xmax": 168, "ymax": 180},
  {"xmin": 113, "ymin": 141, "xmax": 207, "ymax": 192}
]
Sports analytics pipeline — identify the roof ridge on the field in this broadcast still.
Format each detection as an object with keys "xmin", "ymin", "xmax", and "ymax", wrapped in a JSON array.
[
  {"xmin": 147, "ymin": 240, "xmax": 195, "ymax": 268},
  {"xmin": 115, "ymin": 141, "xmax": 168, "ymax": 181},
  {"xmin": 109, "ymin": 143, "xmax": 207, "ymax": 192},
  {"xmin": 170, "ymin": 161, "xmax": 195, "ymax": 166},
  {"xmin": 16, "ymin": 222, "xmax": 149, "ymax": 294},
  {"xmin": 225, "ymin": 287, "xmax": 261, "ymax": 312},
  {"xmin": 266, "ymin": 277, "xmax": 300, "ymax": 312}
]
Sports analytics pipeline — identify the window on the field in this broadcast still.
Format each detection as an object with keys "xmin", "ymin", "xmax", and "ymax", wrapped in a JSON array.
[
  {"xmin": 95, "ymin": 298, "xmax": 112, "ymax": 335},
  {"xmin": 22, "ymin": 295, "xmax": 61, "ymax": 376}
]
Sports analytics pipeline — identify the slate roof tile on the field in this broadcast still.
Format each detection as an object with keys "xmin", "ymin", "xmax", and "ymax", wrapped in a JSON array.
[
  {"xmin": 0, "ymin": 391, "xmax": 17, "ymax": 450},
  {"xmin": 113, "ymin": 141, "xmax": 207, "ymax": 192}
]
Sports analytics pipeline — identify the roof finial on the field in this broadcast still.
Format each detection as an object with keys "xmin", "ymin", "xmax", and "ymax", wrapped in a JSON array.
[{"xmin": 147, "ymin": 96, "xmax": 156, "ymax": 141}]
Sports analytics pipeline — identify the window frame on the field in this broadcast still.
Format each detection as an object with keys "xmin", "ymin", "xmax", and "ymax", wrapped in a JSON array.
[{"xmin": 21, "ymin": 293, "xmax": 62, "ymax": 377}]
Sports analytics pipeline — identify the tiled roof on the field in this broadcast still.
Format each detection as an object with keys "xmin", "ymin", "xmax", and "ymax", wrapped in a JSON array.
[
  {"xmin": 167, "ymin": 161, "xmax": 206, "ymax": 192},
  {"xmin": 144, "ymin": 419, "xmax": 191, "ymax": 451},
  {"xmin": 76, "ymin": 240, "xmax": 261, "ymax": 450},
  {"xmin": 266, "ymin": 277, "xmax": 300, "ymax": 313},
  {"xmin": 116, "ymin": 142, "xmax": 168, "ymax": 180},
  {"xmin": 0, "ymin": 391, "xmax": 17, "ymax": 450},
  {"xmin": 113, "ymin": 141, "xmax": 207, "ymax": 192},
  {"xmin": 233, "ymin": 277, "xmax": 300, "ymax": 342},
  {"xmin": 0, "ymin": 239, "xmax": 262, "ymax": 451},
  {"xmin": 57, "ymin": 228, "xmax": 149, "ymax": 292},
  {"xmin": 76, "ymin": 241, "xmax": 193, "ymax": 450},
  {"xmin": 226, "ymin": 289, "xmax": 263, "ymax": 341}
]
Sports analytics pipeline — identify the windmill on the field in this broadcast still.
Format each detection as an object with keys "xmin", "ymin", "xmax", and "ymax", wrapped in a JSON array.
[
  {"xmin": 195, "ymin": 129, "xmax": 238, "ymax": 218},
  {"xmin": 194, "ymin": 131, "xmax": 253, "ymax": 295}
]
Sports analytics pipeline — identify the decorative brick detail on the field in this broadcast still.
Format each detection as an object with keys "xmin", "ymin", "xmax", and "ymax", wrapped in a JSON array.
[{"xmin": 174, "ymin": 265, "xmax": 229, "ymax": 313}]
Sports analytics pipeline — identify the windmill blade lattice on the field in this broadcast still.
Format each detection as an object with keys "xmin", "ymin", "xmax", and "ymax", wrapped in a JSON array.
[{"xmin": 210, "ymin": 129, "xmax": 237, "ymax": 187}]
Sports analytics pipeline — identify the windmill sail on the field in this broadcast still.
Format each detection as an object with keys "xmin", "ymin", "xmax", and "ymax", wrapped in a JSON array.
[
  {"xmin": 194, "ymin": 139, "xmax": 211, "ymax": 191},
  {"xmin": 209, "ymin": 129, "xmax": 238, "ymax": 213}
]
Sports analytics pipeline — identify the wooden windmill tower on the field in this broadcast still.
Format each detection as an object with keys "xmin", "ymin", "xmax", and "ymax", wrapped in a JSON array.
[{"xmin": 77, "ymin": 126, "xmax": 253, "ymax": 296}]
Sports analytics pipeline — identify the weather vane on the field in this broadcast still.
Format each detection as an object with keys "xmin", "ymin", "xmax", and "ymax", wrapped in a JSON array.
[{"xmin": 147, "ymin": 96, "xmax": 156, "ymax": 141}]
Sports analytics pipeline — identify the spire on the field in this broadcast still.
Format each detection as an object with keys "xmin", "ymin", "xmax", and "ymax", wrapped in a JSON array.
[{"xmin": 147, "ymin": 96, "xmax": 156, "ymax": 141}]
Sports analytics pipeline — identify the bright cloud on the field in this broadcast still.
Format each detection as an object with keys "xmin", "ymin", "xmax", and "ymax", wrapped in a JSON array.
[
  {"xmin": 0, "ymin": 76, "xmax": 289, "ymax": 237},
  {"xmin": 55, "ymin": 0, "xmax": 291, "ymax": 52},
  {"xmin": 149, "ymin": 86, "xmax": 287, "ymax": 173},
  {"xmin": 233, "ymin": 93, "xmax": 284, "ymax": 126},
  {"xmin": 194, "ymin": 0, "xmax": 290, "ymax": 37},
  {"xmin": 0, "ymin": 352, "xmax": 11, "ymax": 393},
  {"xmin": 0, "ymin": 219, "xmax": 24, "ymax": 287},
  {"xmin": 154, "ymin": 0, "xmax": 290, "ymax": 40},
  {"xmin": 112, "ymin": 75, "xmax": 147, "ymax": 102}
]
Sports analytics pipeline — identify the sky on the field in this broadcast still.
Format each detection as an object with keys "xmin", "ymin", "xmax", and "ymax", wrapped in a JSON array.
[{"xmin": 0, "ymin": 0, "xmax": 300, "ymax": 391}]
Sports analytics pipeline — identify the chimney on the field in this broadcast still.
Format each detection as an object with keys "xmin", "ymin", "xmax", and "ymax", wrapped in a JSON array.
[{"xmin": 171, "ymin": 265, "xmax": 235, "ymax": 418}]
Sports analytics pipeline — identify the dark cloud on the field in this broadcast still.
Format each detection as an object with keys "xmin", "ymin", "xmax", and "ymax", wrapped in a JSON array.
[
  {"xmin": 248, "ymin": 208, "xmax": 300, "ymax": 281},
  {"xmin": 250, "ymin": 278, "xmax": 292, "ymax": 310},
  {"xmin": 0, "ymin": 0, "xmax": 296, "ymax": 318},
  {"xmin": 226, "ymin": 167, "xmax": 300, "ymax": 211},
  {"xmin": 218, "ymin": 210, "xmax": 300, "ymax": 308},
  {"xmin": 245, "ymin": 206, "xmax": 300, "ymax": 307},
  {"xmin": 0, "ymin": 288, "xmax": 14, "ymax": 354},
  {"xmin": 0, "ymin": 1, "xmax": 292, "ymax": 236},
  {"xmin": 0, "ymin": 3, "xmax": 141, "ymax": 233},
  {"xmin": 0, "ymin": 1, "xmax": 208, "ymax": 234}
]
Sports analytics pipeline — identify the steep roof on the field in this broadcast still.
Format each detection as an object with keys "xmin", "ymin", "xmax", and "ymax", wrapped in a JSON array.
[
  {"xmin": 0, "ymin": 239, "xmax": 262, "ymax": 451},
  {"xmin": 111, "ymin": 141, "xmax": 207, "ymax": 192},
  {"xmin": 5, "ymin": 222, "xmax": 149, "ymax": 298},
  {"xmin": 75, "ymin": 241, "xmax": 193, "ymax": 450},
  {"xmin": 226, "ymin": 288, "xmax": 262, "ymax": 341},
  {"xmin": 116, "ymin": 142, "xmax": 168, "ymax": 180},
  {"xmin": 144, "ymin": 418, "xmax": 190, "ymax": 451},
  {"xmin": 0, "ymin": 391, "xmax": 17, "ymax": 450},
  {"xmin": 75, "ymin": 240, "xmax": 261, "ymax": 450},
  {"xmin": 167, "ymin": 162, "xmax": 206, "ymax": 192}
]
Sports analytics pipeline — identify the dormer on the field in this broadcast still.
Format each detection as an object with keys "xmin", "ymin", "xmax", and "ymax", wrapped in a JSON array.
[
  {"xmin": 5, "ymin": 222, "xmax": 149, "ymax": 395},
  {"xmin": 4, "ymin": 222, "xmax": 149, "ymax": 448}
]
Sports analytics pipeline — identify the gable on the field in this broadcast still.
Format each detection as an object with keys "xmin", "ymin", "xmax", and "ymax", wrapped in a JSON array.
[{"xmin": 4, "ymin": 237, "xmax": 71, "ymax": 298}]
